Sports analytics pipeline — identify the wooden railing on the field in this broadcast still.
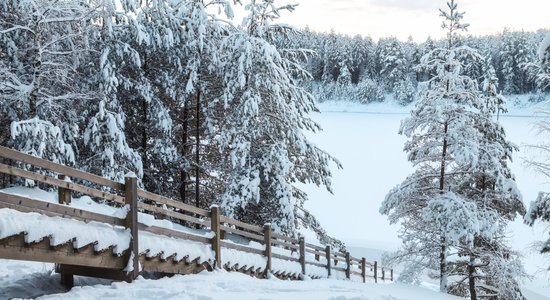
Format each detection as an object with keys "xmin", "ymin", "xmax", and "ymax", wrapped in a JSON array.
[{"xmin": 0, "ymin": 145, "xmax": 393, "ymax": 284}]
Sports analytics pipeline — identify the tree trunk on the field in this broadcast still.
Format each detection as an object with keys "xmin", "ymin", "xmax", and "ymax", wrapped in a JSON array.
[
  {"xmin": 180, "ymin": 98, "xmax": 189, "ymax": 204},
  {"xmin": 141, "ymin": 56, "xmax": 149, "ymax": 171},
  {"xmin": 440, "ymin": 237, "xmax": 447, "ymax": 293},
  {"xmin": 30, "ymin": 26, "xmax": 41, "ymax": 117},
  {"xmin": 141, "ymin": 98, "xmax": 148, "ymax": 169},
  {"xmin": 468, "ymin": 256, "xmax": 477, "ymax": 300},
  {"xmin": 439, "ymin": 121, "xmax": 449, "ymax": 293},
  {"xmin": 195, "ymin": 89, "xmax": 201, "ymax": 208}
]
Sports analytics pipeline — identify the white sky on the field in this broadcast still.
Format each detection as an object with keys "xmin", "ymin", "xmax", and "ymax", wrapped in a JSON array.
[{"xmin": 246, "ymin": 0, "xmax": 550, "ymax": 42}]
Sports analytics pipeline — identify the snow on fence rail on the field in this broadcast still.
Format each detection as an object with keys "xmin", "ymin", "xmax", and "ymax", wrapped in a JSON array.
[{"xmin": 0, "ymin": 145, "xmax": 392, "ymax": 285}]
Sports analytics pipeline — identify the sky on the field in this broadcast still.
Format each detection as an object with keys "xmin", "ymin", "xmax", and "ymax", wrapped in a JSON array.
[{"xmin": 260, "ymin": 0, "xmax": 550, "ymax": 42}]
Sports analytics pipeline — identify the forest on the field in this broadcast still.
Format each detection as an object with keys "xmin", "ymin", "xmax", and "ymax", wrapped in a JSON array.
[
  {"xmin": 1, "ymin": 1, "xmax": 550, "ymax": 299},
  {"xmin": 292, "ymin": 26, "xmax": 549, "ymax": 105},
  {"xmin": 0, "ymin": 0, "xmax": 346, "ymax": 249}
]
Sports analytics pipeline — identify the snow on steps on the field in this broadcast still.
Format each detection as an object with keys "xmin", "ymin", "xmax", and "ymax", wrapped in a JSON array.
[
  {"xmin": 0, "ymin": 188, "xmax": 289, "ymax": 279},
  {"xmin": 0, "ymin": 207, "xmax": 216, "ymax": 272},
  {"xmin": 0, "ymin": 185, "xmax": 357, "ymax": 285},
  {"xmin": 0, "ymin": 207, "xmax": 306, "ymax": 281}
]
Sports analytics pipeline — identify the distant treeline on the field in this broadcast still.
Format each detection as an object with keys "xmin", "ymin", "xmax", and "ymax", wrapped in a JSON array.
[{"xmin": 288, "ymin": 28, "xmax": 550, "ymax": 104}]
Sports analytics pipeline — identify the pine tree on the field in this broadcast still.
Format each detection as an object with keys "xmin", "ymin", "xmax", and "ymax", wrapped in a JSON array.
[
  {"xmin": 394, "ymin": 78, "xmax": 416, "ymax": 105},
  {"xmin": 376, "ymin": 37, "xmax": 408, "ymax": 92},
  {"xmin": 380, "ymin": 2, "xmax": 525, "ymax": 298},
  {"xmin": 175, "ymin": 0, "xmax": 232, "ymax": 208},
  {"xmin": 321, "ymin": 30, "xmax": 341, "ymax": 83},
  {"xmin": 525, "ymin": 33, "xmax": 550, "ymax": 266},
  {"xmin": 500, "ymin": 30, "xmax": 535, "ymax": 94},
  {"xmin": 525, "ymin": 33, "xmax": 550, "ymax": 92},
  {"xmin": 337, "ymin": 65, "xmax": 351, "ymax": 86},
  {"xmin": 211, "ymin": 0, "xmax": 339, "ymax": 236},
  {"xmin": 349, "ymin": 35, "xmax": 374, "ymax": 84},
  {"xmin": 115, "ymin": 0, "xmax": 232, "ymax": 204},
  {"xmin": 112, "ymin": 0, "xmax": 184, "ymax": 196},
  {"xmin": 81, "ymin": 0, "xmax": 143, "ymax": 184},
  {"xmin": 0, "ymin": 0, "xmax": 93, "ymax": 170}
]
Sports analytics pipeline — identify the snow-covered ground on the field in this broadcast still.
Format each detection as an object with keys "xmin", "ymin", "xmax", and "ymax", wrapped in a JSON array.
[
  {"xmin": 2, "ymin": 265, "xmax": 461, "ymax": 300},
  {"xmin": 1, "ymin": 97, "xmax": 549, "ymax": 299}
]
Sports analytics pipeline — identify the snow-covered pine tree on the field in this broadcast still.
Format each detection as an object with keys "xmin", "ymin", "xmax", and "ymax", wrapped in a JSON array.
[
  {"xmin": 376, "ymin": 37, "xmax": 408, "ymax": 93},
  {"xmin": 449, "ymin": 70, "xmax": 526, "ymax": 299},
  {"xmin": 81, "ymin": 0, "xmax": 143, "ymax": 184},
  {"xmin": 389, "ymin": 37, "xmax": 419, "ymax": 105},
  {"xmin": 321, "ymin": 30, "xmax": 342, "ymax": 83},
  {"xmin": 337, "ymin": 65, "xmax": 351, "ymax": 86},
  {"xmin": 0, "ymin": 0, "xmax": 92, "ymax": 169},
  {"xmin": 394, "ymin": 78, "xmax": 416, "ymax": 105},
  {"xmin": 525, "ymin": 33, "xmax": 550, "ymax": 92},
  {"xmin": 211, "ymin": 0, "xmax": 340, "ymax": 236},
  {"xmin": 381, "ymin": 1, "xmax": 525, "ymax": 298},
  {"xmin": 414, "ymin": 36, "xmax": 438, "ymax": 82},
  {"xmin": 500, "ymin": 30, "xmax": 535, "ymax": 94},
  {"xmin": 349, "ymin": 35, "xmax": 374, "ymax": 84},
  {"xmin": 112, "ymin": 0, "xmax": 175, "ymax": 195},
  {"xmin": 356, "ymin": 78, "xmax": 385, "ymax": 104},
  {"xmin": 169, "ymin": 0, "xmax": 235, "ymax": 208},
  {"xmin": 482, "ymin": 58, "xmax": 507, "ymax": 120},
  {"xmin": 111, "ymin": 0, "xmax": 231, "ymax": 200},
  {"xmin": 525, "ymin": 33, "xmax": 550, "ymax": 268},
  {"xmin": 303, "ymin": 29, "xmax": 326, "ymax": 82}
]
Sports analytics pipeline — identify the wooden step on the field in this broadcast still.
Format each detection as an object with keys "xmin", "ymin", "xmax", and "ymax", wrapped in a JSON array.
[
  {"xmin": 0, "ymin": 233, "xmax": 126, "ymax": 269},
  {"xmin": 139, "ymin": 253, "xmax": 212, "ymax": 275}
]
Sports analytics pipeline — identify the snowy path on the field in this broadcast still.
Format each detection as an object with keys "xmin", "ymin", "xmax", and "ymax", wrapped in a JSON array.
[{"xmin": 35, "ymin": 270, "xmax": 460, "ymax": 300}]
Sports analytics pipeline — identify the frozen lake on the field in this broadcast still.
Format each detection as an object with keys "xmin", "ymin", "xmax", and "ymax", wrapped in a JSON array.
[{"xmin": 301, "ymin": 101, "xmax": 550, "ymax": 298}]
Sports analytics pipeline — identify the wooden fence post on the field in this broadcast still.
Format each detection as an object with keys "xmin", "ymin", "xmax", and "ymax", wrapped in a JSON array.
[
  {"xmin": 382, "ymin": 267, "xmax": 385, "ymax": 282},
  {"xmin": 361, "ymin": 257, "xmax": 366, "ymax": 283},
  {"xmin": 326, "ymin": 246, "xmax": 331, "ymax": 277},
  {"xmin": 57, "ymin": 174, "xmax": 71, "ymax": 204},
  {"xmin": 299, "ymin": 237, "xmax": 306, "ymax": 277},
  {"xmin": 124, "ymin": 176, "xmax": 139, "ymax": 282},
  {"xmin": 57, "ymin": 264, "xmax": 74, "ymax": 288},
  {"xmin": 210, "ymin": 205, "xmax": 221, "ymax": 269},
  {"xmin": 374, "ymin": 261, "xmax": 378, "ymax": 283},
  {"xmin": 391, "ymin": 268, "xmax": 394, "ymax": 281},
  {"xmin": 345, "ymin": 252, "xmax": 351, "ymax": 279},
  {"xmin": 263, "ymin": 224, "xmax": 272, "ymax": 276}
]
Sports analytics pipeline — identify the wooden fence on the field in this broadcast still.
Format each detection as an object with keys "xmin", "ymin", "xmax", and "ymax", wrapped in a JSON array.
[{"xmin": 0, "ymin": 145, "xmax": 393, "ymax": 286}]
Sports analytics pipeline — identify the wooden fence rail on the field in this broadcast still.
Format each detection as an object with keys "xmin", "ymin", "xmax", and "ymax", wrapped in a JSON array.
[{"xmin": 0, "ymin": 145, "xmax": 393, "ymax": 285}]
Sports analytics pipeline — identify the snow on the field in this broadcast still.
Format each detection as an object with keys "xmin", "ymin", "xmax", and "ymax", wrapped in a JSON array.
[
  {"xmin": 300, "ymin": 99, "xmax": 550, "ymax": 298},
  {"xmin": 0, "ymin": 260, "xmax": 110, "ymax": 299},
  {"xmin": 139, "ymin": 231, "xmax": 214, "ymax": 263},
  {"xmin": 0, "ymin": 208, "xmax": 131, "ymax": 253},
  {"xmin": 1, "ymin": 98, "xmax": 550, "ymax": 298},
  {"xmin": 33, "ymin": 270, "xmax": 461, "ymax": 300},
  {"xmin": 0, "ymin": 185, "xmax": 221, "ymax": 267}
]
